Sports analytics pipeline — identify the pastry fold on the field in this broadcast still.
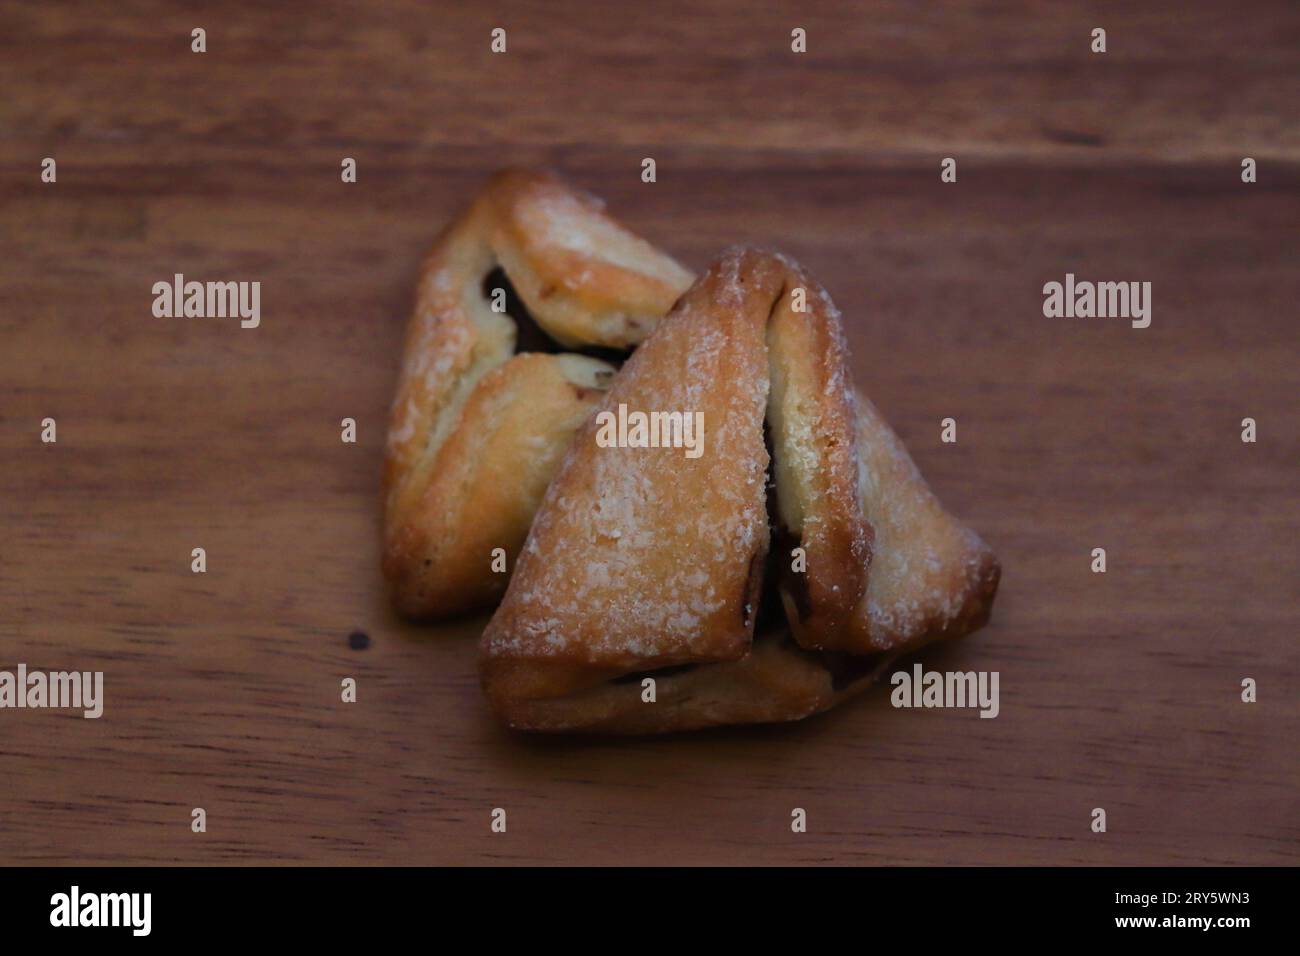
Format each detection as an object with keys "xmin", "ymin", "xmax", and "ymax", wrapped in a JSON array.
[
  {"xmin": 383, "ymin": 170, "xmax": 692, "ymax": 618},
  {"xmin": 765, "ymin": 258, "xmax": 874, "ymax": 651}
]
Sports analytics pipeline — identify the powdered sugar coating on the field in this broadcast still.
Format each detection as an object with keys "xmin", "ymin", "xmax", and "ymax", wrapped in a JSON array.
[{"xmin": 483, "ymin": 251, "xmax": 782, "ymax": 666}]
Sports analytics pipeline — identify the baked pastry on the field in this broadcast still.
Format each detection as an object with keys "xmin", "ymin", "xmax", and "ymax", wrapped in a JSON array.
[
  {"xmin": 382, "ymin": 170, "xmax": 999, "ymax": 731},
  {"xmin": 479, "ymin": 248, "xmax": 1000, "ymax": 733},
  {"xmin": 483, "ymin": 247, "xmax": 998, "ymax": 733},
  {"xmin": 383, "ymin": 170, "xmax": 693, "ymax": 618}
]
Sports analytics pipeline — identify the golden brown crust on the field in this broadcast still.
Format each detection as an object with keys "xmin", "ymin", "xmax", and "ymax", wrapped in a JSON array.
[
  {"xmin": 481, "ymin": 250, "xmax": 785, "ymax": 695},
  {"xmin": 383, "ymin": 169, "xmax": 693, "ymax": 619}
]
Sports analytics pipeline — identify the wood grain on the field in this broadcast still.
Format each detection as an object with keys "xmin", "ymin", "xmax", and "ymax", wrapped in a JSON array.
[{"xmin": 0, "ymin": 0, "xmax": 1296, "ymax": 865}]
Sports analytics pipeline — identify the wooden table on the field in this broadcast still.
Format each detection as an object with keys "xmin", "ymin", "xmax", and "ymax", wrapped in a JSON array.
[{"xmin": 1, "ymin": 0, "xmax": 1296, "ymax": 865}]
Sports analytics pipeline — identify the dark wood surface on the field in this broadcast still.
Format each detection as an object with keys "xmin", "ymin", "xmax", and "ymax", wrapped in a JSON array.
[{"xmin": 1, "ymin": 1, "xmax": 1296, "ymax": 865}]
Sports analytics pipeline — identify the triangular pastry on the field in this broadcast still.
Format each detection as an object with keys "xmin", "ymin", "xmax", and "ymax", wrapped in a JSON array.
[
  {"xmin": 481, "ymin": 249, "xmax": 880, "ymax": 732},
  {"xmin": 383, "ymin": 170, "xmax": 692, "ymax": 618},
  {"xmin": 479, "ymin": 248, "xmax": 1001, "ymax": 733},
  {"xmin": 482, "ymin": 250, "xmax": 786, "ymax": 696}
]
